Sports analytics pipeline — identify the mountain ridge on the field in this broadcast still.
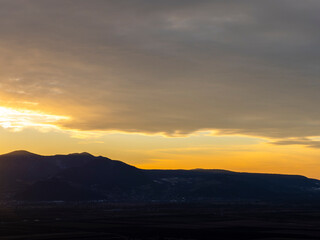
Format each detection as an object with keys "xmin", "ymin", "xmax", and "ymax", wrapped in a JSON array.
[
  {"xmin": 2, "ymin": 150, "xmax": 313, "ymax": 179},
  {"xmin": 0, "ymin": 150, "xmax": 320, "ymax": 202}
]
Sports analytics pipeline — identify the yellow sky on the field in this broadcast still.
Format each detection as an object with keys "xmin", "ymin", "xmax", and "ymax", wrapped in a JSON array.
[
  {"xmin": 1, "ymin": 1, "xmax": 320, "ymax": 179},
  {"xmin": 1, "ymin": 105, "xmax": 320, "ymax": 179}
]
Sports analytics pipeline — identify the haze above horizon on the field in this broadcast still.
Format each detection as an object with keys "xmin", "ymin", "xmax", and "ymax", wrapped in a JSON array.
[{"xmin": 1, "ymin": 1, "xmax": 320, "ymax": 178}]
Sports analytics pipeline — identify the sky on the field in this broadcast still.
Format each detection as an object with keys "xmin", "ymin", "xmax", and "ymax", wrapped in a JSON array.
[{"xmin": 1, "ymin": 0, "xmax": 320, "ymax": 178}]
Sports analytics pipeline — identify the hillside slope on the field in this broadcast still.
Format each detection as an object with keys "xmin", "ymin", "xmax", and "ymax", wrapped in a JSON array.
[{"xmin": 0, "ymin": 151, "xmax": 319, "ymax": 202}]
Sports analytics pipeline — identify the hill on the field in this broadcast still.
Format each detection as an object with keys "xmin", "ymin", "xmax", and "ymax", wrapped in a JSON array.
[{"xmin": 0, "ymin": 150, "xmax": 319, "ymax": 202}]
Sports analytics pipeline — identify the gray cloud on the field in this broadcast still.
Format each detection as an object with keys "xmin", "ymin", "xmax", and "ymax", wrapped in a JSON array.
[
  {"xmin": 271, "ymin": 138, "xmax": 320, "ymax": 148},
  {"xmin": 1, "ymin": 0, "xmax": 320, "ymax": 138}
]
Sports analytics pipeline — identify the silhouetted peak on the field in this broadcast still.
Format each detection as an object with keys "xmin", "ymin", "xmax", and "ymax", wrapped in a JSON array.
[
  {"xmin": 80, "ymin": 152, "xmax": 93, "ymax": 156},
  {"xmin": 5, "ymin": 150, "xmax": 38, "ymax": 156},
  {"xmin": 68, "ymin": 152, "xmax": 94, "ymax": 157}
]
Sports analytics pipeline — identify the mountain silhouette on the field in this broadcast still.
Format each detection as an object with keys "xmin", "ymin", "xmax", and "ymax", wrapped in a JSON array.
[
  {"xmin": 15, "ymin": 178, "xmax": 104, "ymax": 201},
  {"xmin": 1, "ymin": 150, "xmax": 320, "ymax": 202}
]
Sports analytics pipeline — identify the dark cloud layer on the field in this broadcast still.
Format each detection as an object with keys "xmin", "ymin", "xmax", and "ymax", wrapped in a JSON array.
[
  {"xmin": 0, "ymin": 0, "xmax": 320, "ymax": 138},
  {"xmin": 271, "ymin": 138, "xmax": 320, "ymax": 149}
]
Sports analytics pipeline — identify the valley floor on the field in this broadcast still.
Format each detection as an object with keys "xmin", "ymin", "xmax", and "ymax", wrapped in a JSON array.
[{"xmin": 0, "ymin": 202, "xmax": 320, "ymax": 239}]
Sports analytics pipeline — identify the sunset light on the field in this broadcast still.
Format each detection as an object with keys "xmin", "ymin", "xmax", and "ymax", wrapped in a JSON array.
[
  {"xmin": 0, "ymin": 106, "xmax": 69, "ymax": 131},
  {"xmin": 1, "ymin": 1, "xmax": 320, "ymax": 238}
]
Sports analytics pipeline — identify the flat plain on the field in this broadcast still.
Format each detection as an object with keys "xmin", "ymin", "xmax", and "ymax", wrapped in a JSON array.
[{"xmin": 1, "ymin": 203, "xmax": 320, "ymax": 240}]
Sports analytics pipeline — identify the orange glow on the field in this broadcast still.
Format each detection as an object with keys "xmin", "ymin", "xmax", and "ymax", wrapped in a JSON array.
[
  {"xmin": 0, "ymin": 106, "xmax": 69, "ymax": 131},
  {"xmin": 1, "ymin": 106, "xmax": 320, "ymax": 179}
]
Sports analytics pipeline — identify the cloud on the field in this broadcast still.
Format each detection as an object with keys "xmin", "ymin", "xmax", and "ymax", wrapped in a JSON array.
[
  {"xmin": 0, "ymin": 0, "xmax": 320, "ymax": 139},
  {"xmin": 271, "ymin": 138, "xmax": 320, "ymax": 148},
  {"xmin": 0, "ymin": 106, "xmax": 68, "ymax": 131}
]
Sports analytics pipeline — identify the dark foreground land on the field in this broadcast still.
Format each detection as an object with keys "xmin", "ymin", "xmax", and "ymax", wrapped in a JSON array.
[{"xmin": 1, "ymin": 202, "xmax": 320, "ymax": 240}]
